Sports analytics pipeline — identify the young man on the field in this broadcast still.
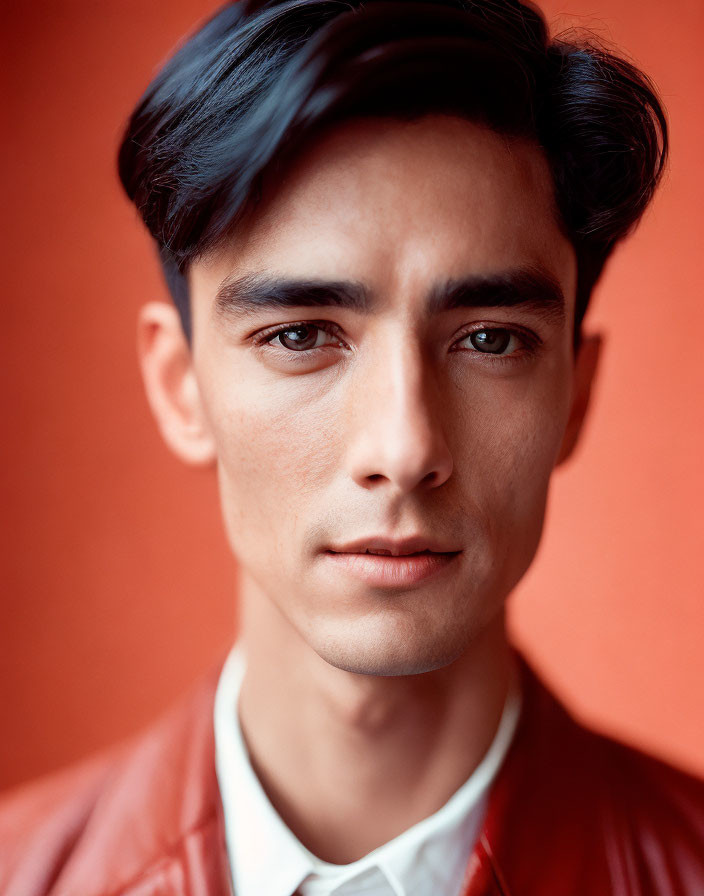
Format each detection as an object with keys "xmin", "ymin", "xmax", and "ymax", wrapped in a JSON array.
[{"xmin": 2, "ymin": 1, "xmax": 703, "ymax": 894}]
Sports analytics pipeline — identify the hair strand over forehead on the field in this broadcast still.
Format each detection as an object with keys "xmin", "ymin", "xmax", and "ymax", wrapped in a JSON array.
[{"xmin": 118, "ymin": 0, "xmax": 667, "ymax": 342}]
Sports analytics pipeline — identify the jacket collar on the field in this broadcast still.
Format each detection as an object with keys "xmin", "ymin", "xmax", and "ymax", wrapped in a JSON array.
[{"xmin": 53, "ymin": 652, "xmax": 607, "ymax": 896}]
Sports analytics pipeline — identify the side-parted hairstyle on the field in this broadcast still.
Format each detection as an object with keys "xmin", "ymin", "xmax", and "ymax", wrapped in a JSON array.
[{"xmin": 118, "ymin": 0, "xmax": 667, "ymax": 342}]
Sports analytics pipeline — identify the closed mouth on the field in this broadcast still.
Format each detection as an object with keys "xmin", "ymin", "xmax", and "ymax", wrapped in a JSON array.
[{"xmin": 327, "ymin": 548, "xmax": 459, "ymax": 557}]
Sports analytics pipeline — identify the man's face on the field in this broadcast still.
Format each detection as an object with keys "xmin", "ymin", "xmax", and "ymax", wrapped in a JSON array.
[{"xmin": 184, "ymin": 115, "xmax": 581, "ymax": 676}]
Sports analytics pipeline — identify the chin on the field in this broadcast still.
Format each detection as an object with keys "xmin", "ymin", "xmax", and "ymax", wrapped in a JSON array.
[{"xmin": 306, "ymin": 609, "xmax": 488, "ymax": 678}]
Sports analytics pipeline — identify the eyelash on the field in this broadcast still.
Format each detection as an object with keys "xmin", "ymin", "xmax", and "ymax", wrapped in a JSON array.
[
  {"xmin": 253, "ymin": 320, "xmax": 540, "ymax": 361},
  {"xmin": 253, "ymin": 321, "xmax": 347, "ymax": 352}
]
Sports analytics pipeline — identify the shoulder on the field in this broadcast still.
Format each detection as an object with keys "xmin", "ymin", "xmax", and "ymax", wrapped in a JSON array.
[
  {"xmin": 588, "ymin": 723, "xmax": 704, "ymax": 888},
  {"xmin": 0, "ymin": 667, "xmax": 228, "ymax": 896},
  {"xmin": 491, "ymin": 655, "xmax": 704, "ymax": 894},
  {"xmin": 542, "ymin": 673, "xmax": 704, "ymax": 840},
  {"xmin": 0, "ymin": 750, "xmax": 120, "ymax": 895}
]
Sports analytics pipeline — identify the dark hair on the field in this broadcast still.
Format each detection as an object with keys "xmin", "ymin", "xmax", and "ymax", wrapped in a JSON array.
[{"xmin": 118, "ymin": 0, "xmax": 667, "ymax": 342}]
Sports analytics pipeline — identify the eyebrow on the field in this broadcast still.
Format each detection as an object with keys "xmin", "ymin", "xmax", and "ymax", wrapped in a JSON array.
[{"xmin": 214, "ymin": 267, "xmax": 565, "ymax": 323}]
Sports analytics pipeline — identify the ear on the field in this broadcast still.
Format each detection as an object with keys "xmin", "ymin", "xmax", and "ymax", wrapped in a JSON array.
[
  {"xmin": 137, "ymin": 301, "xmax": 216, "ymax": 466},
  {"xmin": 556, "ymin": 332, "xmax": 603, "ymax": 466}
]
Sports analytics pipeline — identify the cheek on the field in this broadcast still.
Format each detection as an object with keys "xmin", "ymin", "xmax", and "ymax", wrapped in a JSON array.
[
  {"xmin": 203, "ymin": 373, "xmax": 342, "ymax": 562},
  {"xmin": 450, "ymin": 365, "xmax": 571, "ymax": 543}
]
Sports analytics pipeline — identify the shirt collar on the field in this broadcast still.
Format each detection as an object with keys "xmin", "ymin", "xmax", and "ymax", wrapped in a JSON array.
[{"xmin": 214, "ymin": 645, "xmax": 521, "ymax": 896}]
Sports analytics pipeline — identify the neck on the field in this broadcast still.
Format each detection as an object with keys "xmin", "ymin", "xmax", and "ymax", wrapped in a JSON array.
[{"xmin": 236, "ymin": 574, "xmax": 514, "ymax": 864}]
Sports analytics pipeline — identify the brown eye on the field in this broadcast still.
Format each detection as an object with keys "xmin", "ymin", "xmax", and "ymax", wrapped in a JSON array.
[
  {"xmin": 276, "ymin": 325, "xmax": 323, "ymax": 351},
  {"xmin": 469, "ymin": 328, "xmax": 514, "ymax": 354}
]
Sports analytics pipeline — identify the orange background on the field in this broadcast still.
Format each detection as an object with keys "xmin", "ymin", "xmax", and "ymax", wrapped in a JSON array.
[{"xmin": 2, "ymin": 0, "xmax": 702, "ymax": 794}]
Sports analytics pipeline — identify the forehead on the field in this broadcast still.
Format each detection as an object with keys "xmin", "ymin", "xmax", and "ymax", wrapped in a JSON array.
[{"xmin": 193, "ymin": 115, "xmax": 576, "ymax": 313}]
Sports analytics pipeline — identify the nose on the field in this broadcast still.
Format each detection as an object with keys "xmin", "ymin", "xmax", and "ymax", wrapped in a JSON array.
[{"xmin": 345, "ymin": 335, "xmax": 453, "ymax": 494}]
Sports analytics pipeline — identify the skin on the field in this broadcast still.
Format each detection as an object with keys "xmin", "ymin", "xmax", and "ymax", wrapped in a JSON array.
[{"xmin": 138, "ymin": 115, "xmax": 600, "ymax": 862}]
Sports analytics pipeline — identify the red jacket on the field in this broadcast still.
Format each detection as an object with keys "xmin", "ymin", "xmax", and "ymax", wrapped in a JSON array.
[{"xmin": 2, "ymin": 656, "xmax": 704, "ymax": 896}]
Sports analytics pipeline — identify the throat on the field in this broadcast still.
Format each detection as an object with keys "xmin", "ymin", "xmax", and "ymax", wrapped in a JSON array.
[{"xmin": 237, "ymin": 645, "xmax": 513, "ymax": 864}]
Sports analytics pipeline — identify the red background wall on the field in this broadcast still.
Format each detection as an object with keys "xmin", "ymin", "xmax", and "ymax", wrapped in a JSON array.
[{"xmin": 2, "ymin": 0, "xmax": 702, "ymax": 793}]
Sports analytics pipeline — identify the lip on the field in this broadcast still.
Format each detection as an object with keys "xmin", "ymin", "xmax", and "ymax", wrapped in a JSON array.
[
  {"xmin": 322, "ymin": 540, "xmax": 461, "ymax": 589},
  {"xmin": 327, "ymin": 534, "xmax": 460, "ymax": 556}
]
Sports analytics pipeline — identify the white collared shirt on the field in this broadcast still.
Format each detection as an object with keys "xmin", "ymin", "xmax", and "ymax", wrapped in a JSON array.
[{"xmin": 214, "ymin": 646, "xmax": 521, "ymax": 896}]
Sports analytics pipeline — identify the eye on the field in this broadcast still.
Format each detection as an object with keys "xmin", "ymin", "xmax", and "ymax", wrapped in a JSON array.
[
  {"xmin": 264, "ymin": 322, "xmax": 343, "ymax": 352},
  {"xmin": 461, "ymin": 328, "xmax": 521, "ymax": 355}
]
